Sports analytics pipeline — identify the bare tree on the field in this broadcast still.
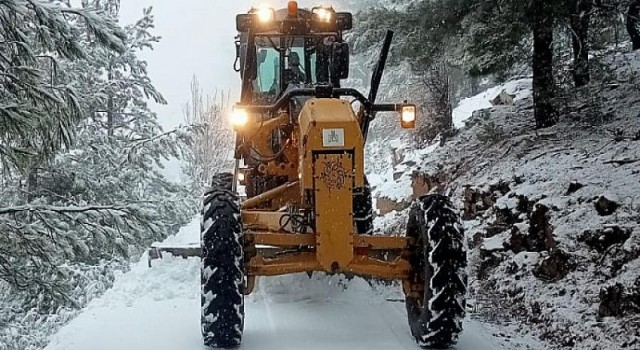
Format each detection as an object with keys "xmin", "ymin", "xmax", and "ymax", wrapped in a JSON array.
[{"xmin": 182, "ymin": 77, "xmax": 234, "ymax": 194}]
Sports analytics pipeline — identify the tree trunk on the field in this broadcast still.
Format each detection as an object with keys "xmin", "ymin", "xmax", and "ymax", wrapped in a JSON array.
[
  {"xmin": 628, "ymin": 0, "xmax": 640, "ymax": 50},
  {"xmin": 107, "ymin": 64, "xmax": 114, "ymax": 137},
  {"xmin": 27, "ymin": 169, "xmax": 37, "ymax": 201},
  {"xmin": 568, "ymin": 0, "xmax": 593, "ymax": 87},
  {"xmin": 532, "ymin": 0, "xmax": 557, "ymax": 128},
  {"xmin": 470, "ymin": 75, "xmax": 480, "ymax": 95}
]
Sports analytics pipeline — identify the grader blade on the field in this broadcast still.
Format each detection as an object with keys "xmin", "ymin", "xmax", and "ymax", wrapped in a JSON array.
[{"xmin": 147, "ymin": 245, "xmax": 201, "ymax": 267}]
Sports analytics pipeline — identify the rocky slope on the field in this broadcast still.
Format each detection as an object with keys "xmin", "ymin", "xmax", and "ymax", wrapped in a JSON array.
[{"xmin": 368, "ymin": 50, "xmax": 640, "ymax": 349}]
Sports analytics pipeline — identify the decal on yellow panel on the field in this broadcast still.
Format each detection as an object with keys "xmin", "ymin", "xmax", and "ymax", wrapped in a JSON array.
[
  {"xmin": 322, "ymin": 128, "xmax": 345, "ymax": 147},
  {"xmin": 318, "ymin": 159, "xmax": 347, "ymax": 191},
  {"xmin": 314, "ymin": 153, "xmax": 354, "ymax": 271}
]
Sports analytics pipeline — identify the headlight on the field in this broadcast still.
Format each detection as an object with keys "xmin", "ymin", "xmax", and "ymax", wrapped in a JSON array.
[
  {"xmin": 314, "ymin": 8, "xmax": 333, "ymax": 23},
  {"xmin": 400, "ymin": 105, "xmax": 417, "ymax": 129},
  {"xmin": 256, "ymin": 6, "xmax": 275, "ymax": 23},
  {"xmin": 231, "ymin": 108, "xmax": 249, "ymax": 128}
]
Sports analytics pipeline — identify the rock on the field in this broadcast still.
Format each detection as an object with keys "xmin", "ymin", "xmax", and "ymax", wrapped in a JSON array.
[
  {"xmin": 463, "ymin": 186, "xmax": 479, "ymax": 220},
  {"xmin": 579, "ymin": 225, "xmax": 631, "ymax": 252},
  {"xmin": 471, "ymin": 232, "xmax": 484, "ymax": 249},
  {"xmin": 565, "ymin": 181, "xmax": 584, "ymax": 195},
  {"xmin": 534, "ymin": 249, "xmax": 574, "ymax": 282},
  {"xmin": 599, "ymin": 244, "xmax": 636, "ymax": 278},
  {"xmin": 599, "ymin": 278, "xmax": 640, "ymax": 318},
  {"xmin": 489, "ymin": 181, "xmax": 511, "ymax": 197},
  {"xmin": 490, "ymin": 89, "xmax": 516, "ymax": 106},
  {"xmin": 599, "ymin": 283, "xmax": 626, "ymax": 317},
  {"xmin": 485, "ymin": 224, "xmax": 510, "ymax": 238},
  {"xmin": 595, "ymin": 195, "xmax": 619, "ymax": 216},
  {"xmin": 528, "ymin": 204, "xmax": 557, "ymax": 252},
  {"xmin": 480, "ymin": 192, "xmax": 494, "ymax": 210},
  {"xmin": 376, "ymin": 196, "xmax": 410, "ymax": 216},
  {"xmin": 478, "ymin": 251, "xmax": 505, "ymax": 280},
  {"xmin": 509, "ymin": 224, "xmax": 528, "ymax": 253},
  {"xmin": 411, "ymin": 171, "xmax": 436, "ymax": 199},
  {"xmin": 393, "ymin": 171, "xmax": 403, "ymax": 181},
  {"xmin": 516, "ymin": 194, "xmax": 535, "ymax": 214},
  {"xmin": 495, "ymin": 205, "xmax": 520, "ymax": 226}
]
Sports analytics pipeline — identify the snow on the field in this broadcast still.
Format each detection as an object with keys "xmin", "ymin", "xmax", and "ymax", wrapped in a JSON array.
[
  {"xmin": 482, "ymin": 233, "xmax": 508, "ymax": 252},
  {"xmin": 151, "ymin": 216, "xmax": 200, "ymax": 248},
  {"xmin": 45, "ymin": 217, "xmax": 540, "ymax": 350},
  {"xmin": 367, "ymin": 79, "xmax": 532, "ymax": 204},
  {"xmin": 452, "ymin": 79, "xmax": 532, "ymax": 128}
]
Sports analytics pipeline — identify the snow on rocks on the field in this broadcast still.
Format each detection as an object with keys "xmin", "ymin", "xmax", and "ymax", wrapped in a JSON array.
[
  {"xmin": 453, "ymin": 78, "xmax": 532, "ymax": 128},
  {"xmin": 369, "ymin": 66, "xmax": 640, "ymax": 348}
]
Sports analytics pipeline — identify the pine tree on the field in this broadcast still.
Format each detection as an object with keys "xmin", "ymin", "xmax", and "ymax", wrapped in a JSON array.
[
  {"xmin": 0, "ymin": 0, "xmax": 125, "ymax": 172},
  {"xmin": 531, "ymin": 0, "xmax": 559, "ymax": 127},
  {"xmin": 0, "ymin": 1, "xmax": 194, "ymax": 304},
  {"xmin": 628, "ymin": 0, "xmax": 640, "ymax": 49}
]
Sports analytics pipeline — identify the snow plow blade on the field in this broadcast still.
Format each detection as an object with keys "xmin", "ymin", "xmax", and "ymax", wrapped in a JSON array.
[{"xmin": 147, "ymin": 246, "xmax": 201, "ymax": 267}]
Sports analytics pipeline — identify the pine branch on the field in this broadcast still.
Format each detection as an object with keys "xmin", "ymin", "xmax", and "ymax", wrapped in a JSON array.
[{"xmin": 0, "ymin": 204, "xmax": 134, "ymax": 216}]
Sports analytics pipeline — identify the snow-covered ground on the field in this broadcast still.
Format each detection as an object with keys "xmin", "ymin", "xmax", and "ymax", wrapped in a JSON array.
[
  {"xmin": 45, "ymin": 217, "xmax": 540, "ymax": 350},
  {"xmin": 452, "ymin": 78, "xmax": 532, "ymax": 128}
]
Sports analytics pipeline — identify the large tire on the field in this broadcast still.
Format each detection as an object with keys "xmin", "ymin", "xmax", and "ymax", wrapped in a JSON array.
[
  {"xmin": 201, "ymin": 173, "xmax": 244, "ymax": 348},
  {"xmin": 405, "ymin": 194, "xmax": 467, "ymax": 349},
  {"xmin": 353, "ymin": 178, "xmax": 374, "ymax": 235}
]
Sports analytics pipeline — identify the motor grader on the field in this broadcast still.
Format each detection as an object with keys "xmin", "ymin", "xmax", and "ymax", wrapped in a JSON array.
[{"xmin": 159, "ymin": 2, "xmax": 467, "ymax": 349}]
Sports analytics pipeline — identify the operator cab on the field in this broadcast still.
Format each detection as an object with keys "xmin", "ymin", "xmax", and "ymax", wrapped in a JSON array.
[{"xmin": 235, "ymin": 4, "xmax": 351, "ymax": 104}]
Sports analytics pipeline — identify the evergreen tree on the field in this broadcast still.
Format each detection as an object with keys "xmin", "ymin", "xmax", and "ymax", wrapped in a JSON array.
[
  {"xmin": 0, "ymin": 1, "xmax": 194, "ymax": 303},
  {"xmin": 0, "ymin": 0, "xmax": 125, "ymax": 185}
]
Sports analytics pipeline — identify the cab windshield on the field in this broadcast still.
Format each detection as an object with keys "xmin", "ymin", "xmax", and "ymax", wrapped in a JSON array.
[{"xmin": 253, "ymin": 36, "xmax": 325, "ymax": 101}]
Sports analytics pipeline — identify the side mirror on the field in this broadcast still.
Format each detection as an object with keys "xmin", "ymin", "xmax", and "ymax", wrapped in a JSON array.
[
  {"xmin": 330, "ymin": 42, "xmax": 349, "ymax": 80},
  {"xmin": 236, "ymin": 14, "xmax": 253, "ymax": 32},
  {"xmin": 336, "ymin": 12, "xmax": 353, "ymax": 31}
]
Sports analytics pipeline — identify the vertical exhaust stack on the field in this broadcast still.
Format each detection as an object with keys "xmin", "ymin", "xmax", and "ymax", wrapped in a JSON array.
[{"xmin": 362, "ymin": 30, "xmax": 394, "ymax": 141}]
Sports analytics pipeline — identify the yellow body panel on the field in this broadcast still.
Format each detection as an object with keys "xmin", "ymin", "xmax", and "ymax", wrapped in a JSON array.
[
  {"xmin": 313, "ymin": 153, "xmax": 354, "ymax": 271},
  {"xmin": 298, "ymin": 98, "xmax": 365, "ymax": 191},
  {"xmin": 239, "ymin": 98, "xmax": 410, "ymax": 289}
]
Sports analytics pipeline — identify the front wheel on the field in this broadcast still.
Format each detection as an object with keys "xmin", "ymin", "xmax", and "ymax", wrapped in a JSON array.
[
  {"xmin": 201, "ymin": 173, "xmax": 244, "ymax": 348},
  {"xmin": 405, "ymin": 194, "xmax": 467, "ymax": 349}
]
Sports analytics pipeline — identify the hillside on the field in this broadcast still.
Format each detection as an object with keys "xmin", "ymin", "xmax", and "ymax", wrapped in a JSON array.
[{"xmin": 368, "ymin": 50, "xmax": 640, "ymax": 349}]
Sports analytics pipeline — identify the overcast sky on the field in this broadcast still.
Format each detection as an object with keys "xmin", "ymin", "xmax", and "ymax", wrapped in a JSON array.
[{"xmin": 118, "ymin": 0, "xmax": 351, "ymax": 130}]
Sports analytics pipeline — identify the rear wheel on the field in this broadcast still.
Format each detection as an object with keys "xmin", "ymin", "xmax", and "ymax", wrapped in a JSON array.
[
  {"xmin": 201, "ymin": 173, "xmax": 244, "ymax": 348},
  {"xmin": 405, "ymin": 194, "xmax": 467, "ymax": 349}
]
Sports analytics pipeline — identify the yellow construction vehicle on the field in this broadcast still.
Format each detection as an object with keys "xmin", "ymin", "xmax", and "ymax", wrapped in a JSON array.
[{"xmin": 197, "ymin": 2, "xmax": 467, "ymax": 349}]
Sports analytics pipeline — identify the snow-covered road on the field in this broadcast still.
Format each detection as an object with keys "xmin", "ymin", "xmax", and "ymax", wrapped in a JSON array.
[{"xmin": 45, "ymin": 219, "xmax": 533, "ymax": 350}]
